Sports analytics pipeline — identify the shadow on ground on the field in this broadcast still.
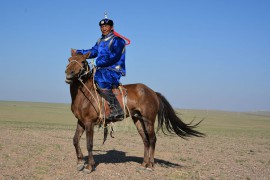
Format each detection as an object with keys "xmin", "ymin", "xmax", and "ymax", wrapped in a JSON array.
[{"xmin": 83, "ymin": 149, "xmax": 181, "ymax": 168}]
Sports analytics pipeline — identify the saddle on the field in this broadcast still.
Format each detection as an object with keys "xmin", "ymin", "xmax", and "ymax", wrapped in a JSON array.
[{"xmin": 99, "ymin": 85, "xmax": 129, "ymax": 122}]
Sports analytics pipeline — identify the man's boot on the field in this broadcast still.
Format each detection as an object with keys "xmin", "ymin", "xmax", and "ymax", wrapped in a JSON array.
[{"xmin": 99, "ymin": 89, "xmax": 124, "ymax": 120}]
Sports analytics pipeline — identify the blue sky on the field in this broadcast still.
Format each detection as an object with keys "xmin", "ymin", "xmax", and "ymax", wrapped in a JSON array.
[{"xmin": 0, "ymin": 0, "xmax": 269, "ymax": 112}]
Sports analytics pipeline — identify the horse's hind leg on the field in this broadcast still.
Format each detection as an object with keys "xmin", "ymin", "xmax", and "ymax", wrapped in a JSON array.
[
  {"xmin": 133, "ymin": 118, "xmax": 150, "ymax": 168},
  {"xmin": 73, "ymin": 120, "xmax": 85, "ymax": 171},
  {"xmin": 145, "ymin": 119, "xmax": 156, "ymax": 169},
  {"xmin": 133, "ymin": 117, "xmax": 156, "ymax": 169}
]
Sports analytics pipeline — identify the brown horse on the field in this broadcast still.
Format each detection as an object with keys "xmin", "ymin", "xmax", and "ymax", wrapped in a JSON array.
[{"xmin": 65, "ymin": 51, "xmax": 205, "ymax": 173}]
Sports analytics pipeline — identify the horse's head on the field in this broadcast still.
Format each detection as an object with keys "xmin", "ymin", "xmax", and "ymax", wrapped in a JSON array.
[{"xmin": 65, "ymin": 50, "xmax": 90, "ymax": 84}]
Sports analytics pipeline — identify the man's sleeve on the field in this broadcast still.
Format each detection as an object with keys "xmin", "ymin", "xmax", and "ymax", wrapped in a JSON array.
[{"xmin": 76, "ymin": 42, "xmax": 99, "ymax": 59}]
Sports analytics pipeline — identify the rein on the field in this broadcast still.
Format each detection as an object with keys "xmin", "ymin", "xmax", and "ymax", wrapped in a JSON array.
[
  {"xmin": 66, "ymin": 59, "xmax": 131, "ymax": 127},
  {"xmin": 67, "ymin": 60, "xmax": 102, "ymax": 119}
]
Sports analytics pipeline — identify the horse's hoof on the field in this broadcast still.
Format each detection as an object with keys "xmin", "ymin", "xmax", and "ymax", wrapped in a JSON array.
[
  {"xmin": 146, "ymin": 167, "xmax": 154, "ymax": 171},
  {"xmin": 77, "ymin": 164, "xmax": 85, "ymax": 171},
  {"xmin": 136, "ymin": 166, "xmax": 146, "ymax": 171},
  {"xmin": 83, "ymin": 166, "xmax": 95, "ymax": 174},
  {"xmin": 136, "ymin": 166, "xmax": 147, "ymax": 171},
  {"xmin": 83, "ymin": 168, "xmax": 92, "ymax": 174}
]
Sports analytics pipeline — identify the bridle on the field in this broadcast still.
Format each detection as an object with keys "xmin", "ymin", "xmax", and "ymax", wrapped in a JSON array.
[
  {"xmin": 66, "ymin": 59, "xmax": 102, "ymax": 118},
  {"xmin": 66, "ymin": 59, "xmax": 91, "ymax": 80}
]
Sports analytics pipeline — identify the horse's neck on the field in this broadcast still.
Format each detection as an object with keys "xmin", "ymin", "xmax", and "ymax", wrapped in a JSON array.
[{"xmin": 70, "ymin": 78, "xmax": 95, "ymax": 104}]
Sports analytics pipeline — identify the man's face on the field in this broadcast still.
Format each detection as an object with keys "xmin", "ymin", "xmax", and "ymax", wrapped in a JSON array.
[{"xmin": 100, "ymin": 24, "xmax": 113, "ymax": 36}]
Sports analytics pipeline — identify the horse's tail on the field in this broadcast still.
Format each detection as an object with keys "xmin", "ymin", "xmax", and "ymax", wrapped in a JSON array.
[{"xmin": 156, "ymin": 92, "xmax": 205, "ymax": 139}]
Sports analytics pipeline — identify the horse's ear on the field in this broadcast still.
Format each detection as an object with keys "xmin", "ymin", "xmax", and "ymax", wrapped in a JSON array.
[
  {"xmin": 71, "ymin": 48, "xmax": 76, "ymax": 56},
  {"xmin": 83, "ymin": 52, "xmax": 91, "ymax": 59}
]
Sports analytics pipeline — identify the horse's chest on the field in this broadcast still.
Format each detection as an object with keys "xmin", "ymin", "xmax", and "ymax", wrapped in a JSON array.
[{"xmin": 71, "ymin": 97, "xmax": 86, "ymax": 120}]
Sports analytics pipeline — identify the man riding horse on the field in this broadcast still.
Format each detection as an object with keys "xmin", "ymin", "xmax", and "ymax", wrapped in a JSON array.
[{"xmin": 72, "ymin": 18, "xmax": 125, "ymax": 120}]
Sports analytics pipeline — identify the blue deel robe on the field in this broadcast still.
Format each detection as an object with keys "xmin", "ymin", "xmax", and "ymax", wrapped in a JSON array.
[{"xmin": 76, "ymin": 32, "xmax": 126, "ymax": 89}]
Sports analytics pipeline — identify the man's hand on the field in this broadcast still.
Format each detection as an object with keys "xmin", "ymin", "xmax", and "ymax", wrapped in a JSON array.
[{"xmin": 90, "ymin": 59, "xmax": 96, "ymax": 67}]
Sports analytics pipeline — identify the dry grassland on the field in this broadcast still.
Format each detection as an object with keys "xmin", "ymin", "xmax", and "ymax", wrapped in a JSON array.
[{"xmin": 0, "ymin": 101, "xmax": 270, "ymax": 179}]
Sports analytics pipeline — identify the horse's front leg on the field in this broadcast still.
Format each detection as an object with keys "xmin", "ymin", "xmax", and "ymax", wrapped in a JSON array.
[
  {"xmin": 83, "ymin": 121, "xmax": 95, "ymax": 173},
  {"xmin": 73, "ymin": 120, "xmax": 85, "ymax": 171}
]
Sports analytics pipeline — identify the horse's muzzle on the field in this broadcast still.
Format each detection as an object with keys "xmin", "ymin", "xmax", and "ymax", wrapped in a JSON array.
[{"xmin": 65, "ymin": 74, "xmax": 74, "ymax": 84}]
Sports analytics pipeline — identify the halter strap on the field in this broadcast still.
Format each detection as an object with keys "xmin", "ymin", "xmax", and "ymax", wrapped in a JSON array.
[{"xmin": 66, "ymin": 60, "xmax": 83, "ymax": 69}]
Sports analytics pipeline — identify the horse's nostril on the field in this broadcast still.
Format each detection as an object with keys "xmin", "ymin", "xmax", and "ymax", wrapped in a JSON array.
[{"xmin": 71, "ymin": 71, "xmax": 75, "ymax": 75}]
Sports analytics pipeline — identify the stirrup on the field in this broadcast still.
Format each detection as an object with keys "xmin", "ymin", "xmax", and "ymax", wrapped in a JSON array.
[{"xmin": 107, "ymin": 112, "xmax": 124, "ymax": 121}]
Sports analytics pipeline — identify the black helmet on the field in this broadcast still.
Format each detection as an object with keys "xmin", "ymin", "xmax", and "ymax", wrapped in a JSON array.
[{"xmin": 99, "ymin": 19, "xmax": 114, "ymax": 26}]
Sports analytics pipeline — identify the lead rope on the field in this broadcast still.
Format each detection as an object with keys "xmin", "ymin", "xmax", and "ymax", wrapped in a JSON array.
[
  {"xmin": 91, "ymin": 67, "xmax": 103, "ymax": 122},
  {"xmin": 67, "ymin": 60, "xmax": 104, "ymax": 124},
  {"xmin": 78, "ymin": 66, "xmax": 103, "ymax": 123},
  {"xmin": 78, "ymin": 78, "xmax": 100, "ymax": 113},
  {"xmin": 119, "ymin": 86, "xmax": 132, "ymax": 130},
  {"xmin": 91, "ymin": 68, "xmax": 107, "ymax": 126}
]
